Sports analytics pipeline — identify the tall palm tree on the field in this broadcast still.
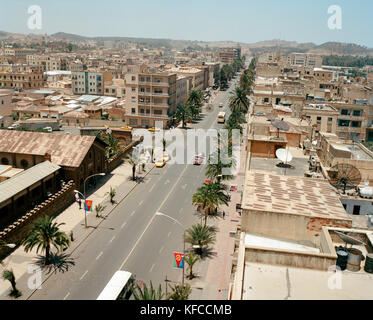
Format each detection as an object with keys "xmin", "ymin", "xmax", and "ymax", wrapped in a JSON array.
[
  {"xmin": 21, "ymin": 216, "xmax": 70, "ymax": 266},
  {"xmin": 185, "ymin": 224, "xmax": 216, "ymax": 256},
  {"xmin": 101, "ymin": 132, "xmax": 121, "ymax": 159},
  {"xmin": 192, "ymin": 182, "xmax": 229, "ymax": 225},
  {"xmin": 175, "ymin": 104, "xmax": 192, "ymax": 128},
  {"xmin": 125, "ymin": 152, "xmax": 139, "ymax": 181},
  {"xmin": 131, "ymin": 281, "xmax": 165, "ymax": 300},
  {"xmin": 205, "ymin": 152, "xmax": 234, "ymax": 182},
  {"xmin": 187, "ymin": 89, "xmax": 203, "ymax": 111},
  {"xmin": 228, "ymin": 87, "xmax": 250, "ymax": 114}
]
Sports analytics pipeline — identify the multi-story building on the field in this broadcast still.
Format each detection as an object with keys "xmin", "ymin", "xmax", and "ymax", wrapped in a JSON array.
[
  {"xmin": 286, "ymin": 53, "xmax": 322, "ymax": 69},
  {"xmin": 26, "ymin": 55, "xmax": 61, "ymax": 71},
  {"xmin": 0, "ymin": 64, "xmax": 44, "ymax": 90},
  {"xmin": 72, "ymin": 71, "xmax": 112, "ymax": 95},
  {"xmin": 122, "ymin": 65, "xmax": 177, "ymax": 128},
  {"xmin": 217, "ymin": 46, "xmax": 241, "ymax": 65},
  {"xmin": 167, "ymin": 66, "xmax": 204, "ymax": 91},
  {"xmin": 330, "ymin": 101, "xmax": 369, "ymax": 141},
  {"xmin": 176, "ymin": 76, "xmax": 188, "ymax": 107},
  {"xmin": 302, "ymin": 104, "xmax": 339, "ymax": 135}
]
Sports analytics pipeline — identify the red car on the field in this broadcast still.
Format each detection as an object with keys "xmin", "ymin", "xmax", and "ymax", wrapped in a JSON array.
[{"xmin": 193, "ymin": 153, "xmax": 205, "ymax": 165}]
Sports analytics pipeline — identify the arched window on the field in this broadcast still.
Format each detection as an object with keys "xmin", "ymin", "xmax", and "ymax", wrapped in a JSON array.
[{"xmin": 1, "ymin": 157, "xmax": 9, "ymax": 165}]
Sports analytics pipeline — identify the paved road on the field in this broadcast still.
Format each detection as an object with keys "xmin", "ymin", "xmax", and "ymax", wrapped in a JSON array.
[{"xmin": 28, "ymin": 79, "xmax": 239, "ymax": 300}]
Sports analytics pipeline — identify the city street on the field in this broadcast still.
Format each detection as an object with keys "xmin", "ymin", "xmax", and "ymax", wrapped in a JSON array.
[{"xmin": 26, "ymin": 79, "xmax": 239, "ymax": 300}]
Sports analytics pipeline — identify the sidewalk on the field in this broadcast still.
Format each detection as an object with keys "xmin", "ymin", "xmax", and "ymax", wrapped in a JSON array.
[
  {"xmin": 0, "ymin": 161, "xmax": 154, "ymax": 299},
  {"xmin": 188, "ymin": 123, "xmax": 247, "ymax": 300}
]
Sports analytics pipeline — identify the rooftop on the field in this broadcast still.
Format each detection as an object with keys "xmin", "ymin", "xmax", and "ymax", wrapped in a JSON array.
[
  {"xmin": 0, "ymin": 161, "xmax": 60, "ymax": 204},
  {"xmin": 0, "ymin": 130, "xmax": 97, "ymax": 167},
  {"xmin": 242, "ymin": 171, "xmax": 351, "ymax": 220}
]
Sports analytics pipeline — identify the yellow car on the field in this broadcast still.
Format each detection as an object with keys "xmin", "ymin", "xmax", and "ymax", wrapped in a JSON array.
[
  {"xmin": 121, "ymin": 126, "xmax": 133, "ymax": 131},
  {"xmin": 155, "ymin": 159, "xmax": 166, "ymax": 167},
  {"xmin": 148, "ymin": 127, "xmax": 160, "ymax": 132}
]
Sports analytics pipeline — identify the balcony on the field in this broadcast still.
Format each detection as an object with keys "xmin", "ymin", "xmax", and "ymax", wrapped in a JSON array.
[{"xmin": 152, "ymin": 81, "xmax": 169, "ymax": 87}]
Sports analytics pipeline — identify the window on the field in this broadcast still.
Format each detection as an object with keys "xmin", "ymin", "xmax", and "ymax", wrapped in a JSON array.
[
  {"xmin": 131, "ymin": 76, "xmax": 136, "ymax": 81},
  {"xmin": 338, "ymin": 119, "xmax": 350, "ymax": 127},
  {"xmin": 140, "ymin": 109, "xmax": 144, "ymax": 114},
  {"xmin": 131, "ymin": 108, "xmax": 136, "ymax": 114},
  {"xmin": 353, "ymin": 110, "xmax": 362, "ymax": 117},
  {"xmin": 317, "ymin": 116, "xmax": 322, "ymax": 121},
  {"xmin": 351, "ymin": 121, "xmax": 361, "ymax": 128},
  {"xmin": 132, "ymin": 87, "xmax": 136, "ymax": 92},
  {"xmin": 328, "ymin": 117, "xmax": 333, "ymax": 122},
  {"xmin": 154, "ymin": 110, "xmax": 162, "ymax": 115},
  {"xmin": 1, "ymin": 157, "xmax": 9, "ymax": 165},
  {"xmin": 341, "ymin": 109, "xmax": 350, "ymax": 116},
  {"xmin": 129, "ymin": 119, "xmax": 138, "ymax": 126},
  {"xmin": 141, "ymin": 119, "xmax": 150, "ymax": 127}
]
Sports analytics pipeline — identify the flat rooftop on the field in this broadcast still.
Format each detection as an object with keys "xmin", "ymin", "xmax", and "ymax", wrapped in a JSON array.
[
  {"xmin": 243, "ymin": 171, "xmax": 351, "ymax": 220},
  {"xmin": 242, "ymin": 262, "xmax": 373, "ymax": 300}
]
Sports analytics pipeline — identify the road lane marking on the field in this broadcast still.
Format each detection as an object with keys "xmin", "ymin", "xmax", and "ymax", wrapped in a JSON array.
[
  {"xmin": 167, "ymin": 231, "xmax": 172, "ymax": 238},
  {"xmin": 96, "ymin": 251, "xmax": 103, "ymax": 260},
  {"xmin": 109, "ymin": 235, "xmax": 116, "ymax": 243},
  {"xmin": 139, "ymin": 200, "xmax": 144, "ymax": 205},
  {"xmin": 149, "ymin": 184, "xmax": 155, "ymax": 192},
  {"xmin": 63, "ymin": 292, "xmax": 70, "ymax": 300},
  {"xmin": 159, "ymin": 245, "xmax": 164, "ymax": 254},
  {"xmin": 121, "ymin": 222, "xmax": 127, "ymax": 229},
  {"xmin": 130, "ymin": 210, "xmax": 135, "ymax": 216},
  {"xmin": 179, "ymin": 207, "xmax": 183, "ymax": 213},
  {"xmin": 164, "ymin": 179, "xmax": 170, "ymax": 185},
  {"xmin": 149, "ymin": 263, "xmax": 155, "ymax": 272},
  {"xmin": 80, "ymin": 270, "xmax": 88, "ymax": 280}
]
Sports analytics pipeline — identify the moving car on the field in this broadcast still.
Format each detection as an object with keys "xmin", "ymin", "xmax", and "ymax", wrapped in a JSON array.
[
  {"xmin": 217, "ymin": 112, "xmax": 226, "ymax": 124},
  {"xmin": 162, "ymin": 152, "xmax": 170, "ymax": 162},
  {"xmin": 148, "ymin": 127, "xmax": 160, "ymax": 132},
  {"xmin": 193, "ymin": 153, "xmax": 205, "ymax": 165},
  {"xmin": 155, "ymin": 158, "xmax": 166, "ymax": 167},
  {"xmin": 219, "ymin": 103, "xmax": 223, "ymax": 108}
]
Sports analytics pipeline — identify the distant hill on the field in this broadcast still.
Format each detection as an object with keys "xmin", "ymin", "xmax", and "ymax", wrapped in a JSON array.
[{"xmin": 0, "ymin": 30, "xmax": 372, "ymax": 56}]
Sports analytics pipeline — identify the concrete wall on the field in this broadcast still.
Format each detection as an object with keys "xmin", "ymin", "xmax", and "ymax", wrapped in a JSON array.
[
  {"xmin": 244, "ymin": 246, "xmax": 337, "ymax": 271},
  {"xmin": 241, "ymin": 209, "xmax": 352, "ymax": 246}
]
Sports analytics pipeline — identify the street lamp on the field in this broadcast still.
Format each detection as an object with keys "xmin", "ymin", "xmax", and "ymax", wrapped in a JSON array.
[
  {"xmin": 155, "ymin": 212, "xmax": 186, "ymax": 285},
  {"xmin": 0, "ymin": 243, "xmax": 16, "ymax": 248},
  {"xmin": 84, "ymin": 173, "xmax": 105, "ymax": 201}
]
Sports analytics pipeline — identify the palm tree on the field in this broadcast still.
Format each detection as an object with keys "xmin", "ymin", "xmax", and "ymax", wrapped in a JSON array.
[
  {"xmin": 2, "ymin": 270, "xmax": 22, "ymax": 298},
  {"xmin": 185, "ymin": 224, "xmax": 216, "ymax": 256},
  {"xmin": 205, "ymin": 153, "xmax": 234, "ymax": 182},
  {"xmin": 106, "ymin": 186, "xmax": 116, "ymax": 204},
  {"xmin": 187, "ymin": 89, "xmax": 203, "ymax": 111},
  {"xmin": 21, "ymin": 216, "xmax": 70, "ymax": 266},
  {"xmin": 228, "ymin": 87, "xmax": 250, "ymax": 114},
  {"xmin": 131, "ymin": 281, "xmax": 165, "ymax": 300},
  {"xmin": 101, "ymin": 132, "xmax": 121, "ymax": 159},
  {"xmin": 95, "ymin": 203, "xmax": 106, "ymax": 218},
  {"xmin": 125, "ymin": 152, "xmax": 139, "ymax": 181},
  {"xmin": 185, "ymin": 252, "xmax": 199, "ymax": 279},
  {"xmin": 192, "ymin": 182, "xmax": 229, "ymax": 225},
  {"xmin": 175, "ymin": 104, "xmax": 192, "ymax": 128},
  {"xmin": 224, "ymin": 110, "xmax": 245, "ymax": 134},
  {"xmin": 168, "ymin": 283, "xmax": 192, "ymax": 300}
]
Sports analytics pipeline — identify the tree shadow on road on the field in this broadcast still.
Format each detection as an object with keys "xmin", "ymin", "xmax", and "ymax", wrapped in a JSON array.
[{"xmin": 33, "ymin": 252, "xmax": 75, "ymax": 275}]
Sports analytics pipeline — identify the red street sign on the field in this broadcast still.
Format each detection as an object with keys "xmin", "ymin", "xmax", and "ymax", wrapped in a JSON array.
[{"xmin": 85, "ymin": 200, "xmax": 93, "ymax": 212}]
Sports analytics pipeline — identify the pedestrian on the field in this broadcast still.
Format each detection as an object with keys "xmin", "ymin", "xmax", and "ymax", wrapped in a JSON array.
[
  {"xmin": 223, "ymin": 211, "xmax": 226, "ymax": 219},
  {"xmin": 78, "ymin": 198, "xmax": 82, "ymax": 210}
]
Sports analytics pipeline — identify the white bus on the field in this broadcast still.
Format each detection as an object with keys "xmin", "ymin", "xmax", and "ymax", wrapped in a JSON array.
[
  {"xmin": 97, "ymin": 270, "xmax": 134, "ymax": 300},
  {"xmin": 217, "ymin": 112, "xmax": 226, "ymax": 124}
]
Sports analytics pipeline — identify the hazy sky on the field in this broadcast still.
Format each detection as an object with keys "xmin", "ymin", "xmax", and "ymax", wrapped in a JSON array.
[{"xmin": 0, "ymin": 0, "xmax": 372, "ymax": 47}]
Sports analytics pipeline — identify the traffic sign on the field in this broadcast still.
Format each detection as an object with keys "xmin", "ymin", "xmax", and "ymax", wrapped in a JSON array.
[{"xmin": 173, "ymin": 252, "xmax": 184, "ymax": 269}]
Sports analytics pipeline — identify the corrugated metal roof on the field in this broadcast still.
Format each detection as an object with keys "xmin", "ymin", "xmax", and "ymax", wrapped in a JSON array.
[{"xmin": 0, "ymin": 161, "xmax": 60, "ymax": 204}]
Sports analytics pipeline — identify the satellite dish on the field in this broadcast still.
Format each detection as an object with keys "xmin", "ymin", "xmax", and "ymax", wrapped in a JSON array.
[
  {"xmin": 276, "ymin": 148, "xmax": 293, "ymax": 163},
  {"xmin": 329, "ymin": 163, "xmax": 361, "ymax": 194},
  {"xmin": 334, "ymin": 231, "xmax": 366, "ymax": 247},
  {"xmin": 271, "ymin": 120, "xmax": 290, "ymax": 138}
]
